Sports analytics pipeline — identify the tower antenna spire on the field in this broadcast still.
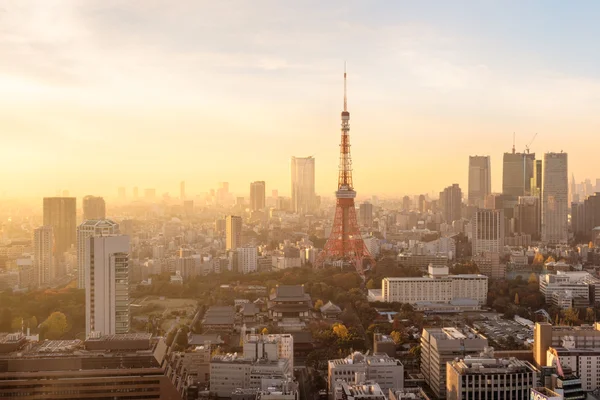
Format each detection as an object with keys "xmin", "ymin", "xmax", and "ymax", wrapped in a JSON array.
[{"xmin": 343, "ymin": 61, "xmax": 347, "ymax": 112}]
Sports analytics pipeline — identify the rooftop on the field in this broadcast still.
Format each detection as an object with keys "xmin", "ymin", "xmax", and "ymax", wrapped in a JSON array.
[
  {"xmin": 329, "ymin": 352, "xmax": 403, "ymax": 367},
  {"xmin": 449, "ymin": 357, "xmax": 537, "ymax": 375}
]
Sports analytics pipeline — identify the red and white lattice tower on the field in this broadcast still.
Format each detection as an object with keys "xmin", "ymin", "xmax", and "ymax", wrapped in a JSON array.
[{"xmin": 317, "ymin": 66, "xmax": 374, "ymax": 277}]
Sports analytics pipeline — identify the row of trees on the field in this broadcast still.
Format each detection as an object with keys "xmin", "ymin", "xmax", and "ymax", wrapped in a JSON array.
[{"xmin": 0, "ymin": 287, "xmax": 84, "ymax": 339}]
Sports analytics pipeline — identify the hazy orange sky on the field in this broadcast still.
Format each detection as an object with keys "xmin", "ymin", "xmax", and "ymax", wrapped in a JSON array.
[{"xmin": 1, "ymin": 1, "xmax": 599, "ymax": 199}]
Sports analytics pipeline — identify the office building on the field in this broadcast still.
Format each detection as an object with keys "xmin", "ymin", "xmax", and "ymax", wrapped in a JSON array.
[
  {"xmin": 468, "ymin": 156, "xmax": 491, "ymax": 207},
  {"xmin": 382, "ymin": 265, "xmax": 488, "ymax": 306},
  {"xmin": 440, "ymin": 184, "xmax": 462, "ymax": 223},
  {"xmin": 250, "ymin": 181, "xmax": 266, "ymax": 211},
  {"xmin": 43, "ymin": 197, "xmax": 76, "ymax": 266},
  {"xmin": 472, "ymin": 209, "xmax": 504, "ymax": 255},
  {"xmin": 244, "ymin": 333, "xmax": 294, "ymax": 371},
  {"xmin": 33, "ymin": 226, "xmax": 54, "ymax": 287},
  {"xmin": 210, "ymin": 353, "xmax": 291, "ymax": 398},
  {"xmin": 77, "ymin": 219, "xmax": 120, "ymax": 289},
  {"xmin": 515, "ymin": 196, "xmax": 541, "ymax": 239},
  {"xmin": 542, "ymin": 152, "xmax": 568, "ymax": 244},
  {"xmin": 421, "ymin": 327, "xmax": 488, "ymax": 398},
  {"xmin": 402, "ymin": 196, "xmax": 411, "ymax": 211},
  {"xmin": 85, "ymin": 235, "xmax": 130, "ymax": 337},
  {"xmin": 0, "ymin": 334, "xmax": 180, "ymax": 400},
  {"xmin": 472, "ymin": 251, "xmax": 504, "ymax": 279},
  {"xmin": 446, "ymin": 353, "xmax": 538, "ymax": 400},
  {"xmin": 291, "ymin": 156, "xmax": 316, "ymax": 214},
  {"xmin": 238, "ymin": 246, "xmax": 258, "ymax": 274},
  {"xmin": 226, "ymin": 215, "xmax": 242, "ymax": 250},
  {"xmin": 534, "ymin": 322, "xmax": 600, "ymax": 392},
  {"xmin": 503, "ymin": 152, "xmax": 535, "ymax": 197},
  {"xmin": 82, "ymin": 195, "xmax": 106, "ymax": 220},
  {"xmin": 328, "ymin": 352, "xmax": 404, "ymax": 396},
  {"xmin": 359, "ymin": 202, "xmax": 374, "ymax": 228},
  {"xmin": 538, "ymin": 271, "xmax": 599, "ymax": 307},
  {"xmin": 572, "ymin": 193, "xmax": 600, "ymax": 242},
  {"xmin": 397, "ymin": 253, "xmax": 449, "ymax": 268}
]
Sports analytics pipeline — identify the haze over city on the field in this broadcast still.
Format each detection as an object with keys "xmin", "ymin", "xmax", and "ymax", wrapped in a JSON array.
[{"xmin": 2, "ymin": 1, "xmax": 600, "ymax": 198}]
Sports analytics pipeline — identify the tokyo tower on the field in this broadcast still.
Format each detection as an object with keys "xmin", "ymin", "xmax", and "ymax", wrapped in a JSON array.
[{"xmin": 317, "ymin": 66, "xmax": 374, "ymax": 277}]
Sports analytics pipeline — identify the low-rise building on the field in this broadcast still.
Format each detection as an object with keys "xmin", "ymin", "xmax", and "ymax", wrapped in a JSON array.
[
  {"xmin": 0, "ymin": 333, "xmax": 180, "ymax": 399},
  {"xmin": 446, "ymin": 354, "xmax": 539, "ymax": 400},
  {"xmin": 333, "ymin": 380, "xmax": 386, "ymax": 400},
  {"xmin": 420, "ymin": 327, "xmax": 488, "ymax": 398},
  {"xmin": 210, "ymin": 353, "xmax": 291, "ymax": 398},
  {"xmin": 328, "ymin": 352, "xmax": 403, "ymax": 397},
  {"xmin": 382, "ymin": 265, "xmax": 488, "ymax": 306}
]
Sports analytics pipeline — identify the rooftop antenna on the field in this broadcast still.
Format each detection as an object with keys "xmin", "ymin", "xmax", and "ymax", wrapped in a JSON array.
[
  {"xmin": 512, "ymin": 132, "xmax": 516, "ymax": 154},
  {"xmin": 343, "ymin": 61, "xmax": 347, "ymax": 112}
]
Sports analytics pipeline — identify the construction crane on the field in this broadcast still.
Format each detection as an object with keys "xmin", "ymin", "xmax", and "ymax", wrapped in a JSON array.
[{"xmin": 525, "ymin": 133, "xmax": 538, "ymax": 154}]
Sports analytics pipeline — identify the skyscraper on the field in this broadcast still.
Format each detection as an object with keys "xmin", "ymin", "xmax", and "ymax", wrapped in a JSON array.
[
  {"xmin": 291, "ymin": 156, "xmax": 316, "ymax": 214},
  {"xmin": 472, "ymin": 209, "xmax": 504, "ymax": 255},
  {"xmin": 43, "ymin": 197, "xmax": 76, "ymax": 272},
  {"xmin": 440, "ymin": 184, "xmax": 462, "ymax": 223},
  {"xmin": 83, "ymin": 195, "xmax": 106, "ymax": 220},
  {"xmin": 85, "ymin": 235, "xmax": 130, "ymax": 337},
  {"xmin": 542, "ymin": 152, "xmax": 568, "ymax": 244},
  {"xmin": 468, "ymin": 156, "xmax": 491, "ymax": 208},
  {"xmin": 77, "ymin": 220, "xmax": 120, "ymax": 289},
  {"xmin": 502, "ymin": 152, "xmax": 535, "ymax": 197},
  {"xmin": 250, "ymin": 181, "xmax": 266, "ymax": 211},
  {"xmin": 514, "ymin": 196, "xmax": 541, "ymax": 239},
  {"xmin": 359, "ymin": 202, "xmax": 373, "ymax": 228},
  {"xmin": 33, "ymin": 226, "xmax": 54, "ymax": 287},
  {"xmin": 225, "ymin": 215, "xmax": 242, "ymax": 251},
  {"xmin": 402, "ymin": 196, "xmax": 411, "ymax": 211}
]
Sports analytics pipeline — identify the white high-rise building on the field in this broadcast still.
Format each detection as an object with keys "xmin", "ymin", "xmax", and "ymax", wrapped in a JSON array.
[
  {"xmin": 237, "ymin": 246, "xmax": 258, "ymax": 274},
  {"xmin": 33, "ymin": 226, "xmax": 54, "ymax": 287},
  {"xmin": 85, "ymin": 235, "xmax": 130, "ymax": 337},
  {"xmin": 77, "ymin": 220, "xmax": 120, "ymax": 289},
  {"xmin": 472, "ymin": 209, "xmax": 504, "ymax": 255},
  {"xmin": 291, "ymin": 156, "xmax": 315, "ymax": 214},
  {"xmin": 542, "ymin": 152, "xmax": 568, "ymax": 244}
]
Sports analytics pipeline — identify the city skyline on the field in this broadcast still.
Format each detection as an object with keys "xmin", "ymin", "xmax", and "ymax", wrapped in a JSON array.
[{"xmin": 2, "ymin": 1, "xmax": 600, "ymax": 197}]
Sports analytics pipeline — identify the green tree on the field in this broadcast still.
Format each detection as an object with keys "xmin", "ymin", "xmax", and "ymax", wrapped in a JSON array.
[
  {"xmin": 586, "ymin": 307, "xmax": 596, "ymax": 322},
  {"xmin": 332, "ymin": 323, "xmax": 349, "ymax": 340},
  {"xmin": 165, "ymin": 329, "xmax": 177, "ymax": 347},
  {"xmin": 514, "ymin": 293, "xmax": 520, "ymax": 305},
  {"xmin": 261, "ymin": 327, "xmax": 269, "ymax": 335},
  {"xmin": 390, "ymin": 330, "xmax": 403, "ymax": 344},
  {"xmin": 533, "ymin": 253, "xmax": 544, "ymax": 265},
  {"xmin": 528, "ymin": 273, "xmax": 538, "ymax": 284},
  {"xmin": 314, "ymin": 299, "xmax": 324, "ymax": 311},
  {"xmin": 366, "ymin": 279, "xmax": 375, "ymax": 290},
  {"xmin": 39, "ymin": 312, "xmax": 68, "ymax": 340},
  {"xmin": 563, "ymin": 308, "xmax": 580, "ymax": 326}
]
